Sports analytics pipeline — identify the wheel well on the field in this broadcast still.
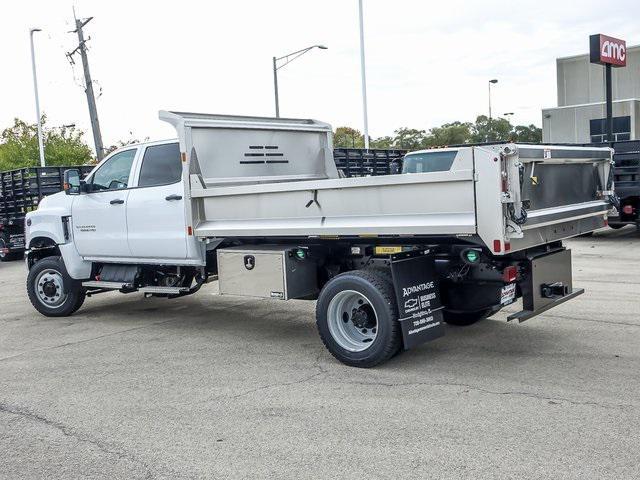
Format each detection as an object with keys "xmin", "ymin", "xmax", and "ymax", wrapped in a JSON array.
[{"xmin": 27, "ymin": 237, "xmax": 61, "ymax": 268}]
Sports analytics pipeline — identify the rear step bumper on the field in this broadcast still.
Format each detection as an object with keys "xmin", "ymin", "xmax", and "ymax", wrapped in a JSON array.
[
  {"xmin": 507, "ymin": 288, "xmax": 584, "ymax": 323},
  {"xmin": 507, "ymin": 248, "xmax": 583, "ymax": 323}
]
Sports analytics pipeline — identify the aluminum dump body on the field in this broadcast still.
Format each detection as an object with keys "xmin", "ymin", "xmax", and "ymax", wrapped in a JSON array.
[{"xmin": 160, "ymin": 111, "xmax": 614, "ymax": 255}]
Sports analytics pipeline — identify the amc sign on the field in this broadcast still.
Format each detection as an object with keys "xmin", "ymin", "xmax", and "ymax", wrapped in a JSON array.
[{"xmin": 590, "ymin": 34, "xmax": 627, "ymax": 67}]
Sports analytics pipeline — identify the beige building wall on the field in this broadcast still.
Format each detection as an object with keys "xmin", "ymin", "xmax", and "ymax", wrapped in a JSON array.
[
  {"xmin": 557, "ymin": 45, "xmax": 640, "ymax": 106},
  {"xmin": 542, "ymin": 100, "xmax": 639, "ymax": 143}
]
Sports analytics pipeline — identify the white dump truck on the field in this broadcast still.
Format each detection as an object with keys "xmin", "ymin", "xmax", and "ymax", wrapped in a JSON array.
[{"xmin": 24, "ymin": 112, "xmax": 615, "ymax": 367}]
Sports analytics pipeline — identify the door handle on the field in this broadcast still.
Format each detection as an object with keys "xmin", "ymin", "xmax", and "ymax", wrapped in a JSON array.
[
  {"xmin": 110, "ymin": 199, "xmax": 125, "ymax": 205},
  {"xmin": 165, "ymin": 194, "xmax": 183, "ymax": 201}
]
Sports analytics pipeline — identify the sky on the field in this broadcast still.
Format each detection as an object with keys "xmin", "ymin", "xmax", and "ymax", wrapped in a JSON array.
[{"xmin": 2, "ymin": 0, "xmax": 639, "ymax": 155}]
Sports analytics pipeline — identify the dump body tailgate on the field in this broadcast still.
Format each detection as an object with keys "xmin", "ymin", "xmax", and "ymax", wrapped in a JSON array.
[{"xmin": 474, "ymin": 144, "xmax": 614, "ymax": 254}]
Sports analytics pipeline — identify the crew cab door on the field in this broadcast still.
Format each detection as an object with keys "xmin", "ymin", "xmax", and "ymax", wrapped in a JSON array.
[
  {"xmin": 72, "ymin": 148, "xmax": 138, "ymax": 259},
  {"xmin": 126, "ymin": 142, "xmax": 188, "ymax": 260}
]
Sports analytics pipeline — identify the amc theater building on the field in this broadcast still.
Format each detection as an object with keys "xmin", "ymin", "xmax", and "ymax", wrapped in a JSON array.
[{"xmin": 542, "ymin": 43, "xmax": 640, "ymax": 143}]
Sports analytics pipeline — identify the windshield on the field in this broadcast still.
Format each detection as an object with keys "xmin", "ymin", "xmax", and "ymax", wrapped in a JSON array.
[{"xmin": 402, "ymin": 151, "xmax": 457, "ymax": 174}]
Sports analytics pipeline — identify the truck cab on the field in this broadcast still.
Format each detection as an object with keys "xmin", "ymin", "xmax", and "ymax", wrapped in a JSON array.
[
  {"xmin": 27, "ymin": 140, "xmax": 204, "ymax": 273},
  {"xmin": 401, "ymin": 148, "xmax": 460, "ymax": 174}
]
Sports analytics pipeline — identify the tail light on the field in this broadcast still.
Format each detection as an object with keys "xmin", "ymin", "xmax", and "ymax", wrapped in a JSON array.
[{"xmin": 502, "ymin": 265, "xmax": 518, "ymax": 283}]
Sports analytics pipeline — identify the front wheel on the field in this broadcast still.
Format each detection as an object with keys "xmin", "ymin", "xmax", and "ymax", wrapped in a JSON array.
[
  {"xmin": 316, "ymin": 270, "xmax": 402, "ymax": 368},
  {"xmin": 26, "ymin": 256, "xmax": 86, "ymax": 317}
]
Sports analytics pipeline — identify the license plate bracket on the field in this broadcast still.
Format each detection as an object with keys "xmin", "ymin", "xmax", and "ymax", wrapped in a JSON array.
[{"xmin": 500, "ymin": 283, "xmax": 517, "ymax": 305}]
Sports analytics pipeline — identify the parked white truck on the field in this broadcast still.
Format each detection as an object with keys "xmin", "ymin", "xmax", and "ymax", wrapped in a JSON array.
[{"xmin": 24, "ymin": 112, "xmax": 615, "ymax": 367}]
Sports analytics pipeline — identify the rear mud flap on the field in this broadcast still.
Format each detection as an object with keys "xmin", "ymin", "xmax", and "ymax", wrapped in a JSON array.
[
  {"xmin": 507, "ymin": 248, "xmax": 583, "ymax": 323},
  {"xmin": 391, "ymin": 250, "xmax": 445, "ymax": 350}
]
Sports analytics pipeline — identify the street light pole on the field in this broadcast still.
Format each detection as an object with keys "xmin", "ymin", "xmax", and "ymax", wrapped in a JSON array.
[
  {"xmin": 273, "ymin": 56, "xmax": 280, "ymax": 118},
  {"xmin": 358, "ymin": 0, "xmax": 369, "ymax": 150},
  {"xmin": 272, "ymin": 45, "xmax": 327, "ymax": 118},
  {"xmin": 488, "ymin": 79, "xmax": 498, "ymax": 142},
  {"xmin": 29, "ymin": 28, "xmax": 45, "ymax": 167}
]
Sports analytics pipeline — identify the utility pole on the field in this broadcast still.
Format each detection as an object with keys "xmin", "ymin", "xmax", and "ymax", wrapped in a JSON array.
[{"xmin": 67, "ymin": 11, "xmax": 104, "ymax": 160}]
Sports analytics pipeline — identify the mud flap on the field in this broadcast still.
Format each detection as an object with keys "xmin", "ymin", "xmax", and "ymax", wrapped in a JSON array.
[
  {"xmin": 507, "ymin": 248, "xmax": 584, "ymax": 323},
  {"xmin": 391, "ymin": 250, "xmax": 445, "ymax": 350}
]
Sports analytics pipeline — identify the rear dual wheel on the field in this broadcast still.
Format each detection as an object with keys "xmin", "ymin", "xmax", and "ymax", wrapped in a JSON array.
[{"xmin": 316, "ymin": 270, "xmax": 402, "ymax": 368}]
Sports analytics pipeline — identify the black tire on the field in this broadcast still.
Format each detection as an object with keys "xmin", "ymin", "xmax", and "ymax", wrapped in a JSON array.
[
  {"xmin": 316, "ymin": 270, "xmax": 402, "ymax": 368},
  {"xmin": 27, "ymin": 256, "xmax": 86, "ymax": 317},
  {"xmin": 443, "ymin": 308, "xmax": 492, "ymax": 326},
  {"xmin": 609, "ymin": 223, "xmax": 625, "ymax": 230}
]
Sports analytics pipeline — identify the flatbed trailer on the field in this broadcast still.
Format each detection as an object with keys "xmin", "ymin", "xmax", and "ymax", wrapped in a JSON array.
[
  {"xmin": 0, "ymin": 166, "xmax": 92, "ymax": 261},
  {"xmin": 23, "ymin": 112, "xmax": 616, "ymax": 367}
]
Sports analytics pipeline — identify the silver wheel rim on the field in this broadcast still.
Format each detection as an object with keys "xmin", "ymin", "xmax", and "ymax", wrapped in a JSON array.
[
  {"xmin": 327, "ymin": 290, "xmax": 378, "ymax": 352},
  {"xmin": 34, "ymin": 268, "xmax": 67, "ymax": 308},
  {"xmin": 0, "ymin": 239, "xmax": 6, "ymax": 259}
]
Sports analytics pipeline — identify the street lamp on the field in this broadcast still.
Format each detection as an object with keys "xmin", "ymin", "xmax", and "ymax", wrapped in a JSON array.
[
  {"xmin": 358, "ymin": 0, "xmax": 369, "ymax": 150},
  {"xmin": 487, "ymin": 79, "xmax": 498, "ymax": 142},
  {"xmin": 272, "ymin": 44, "xmax": 327, "ymax": 118},
  {"xmin": 29, "ymin": 28, "xmax": 45, "ymax": 167}
]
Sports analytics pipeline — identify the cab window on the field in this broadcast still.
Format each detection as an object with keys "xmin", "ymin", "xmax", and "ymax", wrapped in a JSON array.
[
  {"xmin": 402, "ymin": 151, "xmax": 457, "ymax": 174},
  {"xmin": 90, "ymin": 149, "xmax": 137, "ymax": 190},
  {"xmin": 138, "ymin": 143, "xmax": 182, "ymax": 187}
]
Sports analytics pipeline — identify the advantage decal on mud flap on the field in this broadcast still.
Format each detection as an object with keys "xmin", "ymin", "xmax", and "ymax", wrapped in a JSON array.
[{"xmin": 391, "ymin": 251, "xmax": 445, "ymax": 350}]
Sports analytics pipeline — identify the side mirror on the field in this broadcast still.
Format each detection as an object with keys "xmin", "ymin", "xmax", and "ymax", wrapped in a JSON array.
[{"xmin": 63, "ymin": 169, "xmax": 81, "ymax": 195}]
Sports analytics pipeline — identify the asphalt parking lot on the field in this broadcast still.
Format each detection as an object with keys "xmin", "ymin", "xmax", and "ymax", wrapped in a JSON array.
[{"xmin": 1, "ymin": 227, "xmax": 638, "ymax": 479}]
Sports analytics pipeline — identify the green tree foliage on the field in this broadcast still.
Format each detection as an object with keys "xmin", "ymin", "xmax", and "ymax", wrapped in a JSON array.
[
  {"xmin": 370, "ymin": 136, "xmax": 394, "ymax": 149},
  {"xmin": 336, "ymin": 115, "xmax": 542, "ymax": 152},
  {"xmin": 424, "ymin": 121, "xmax": 473, "ymax": 147},
  {"xmin": 390, "ymin": 128, "xmax": 427, "ymax": 150},
  {"xmin": 0, "ymin": 117, "xmax": 94, "ymax": 171},
  {"xmin": 333, "ymin": 126, "xmax": 365, "ymax": 148},
  {"xmin": 470, "ymin": 115, "xmax": 514, "ymax": 143},
  {"xmin": 512, "ymin": 124, "xmax": 542, "ymax": 143}
]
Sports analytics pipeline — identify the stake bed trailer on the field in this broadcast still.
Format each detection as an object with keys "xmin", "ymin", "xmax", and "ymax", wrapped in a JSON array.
[
  {"xmin": 0, "ymin": 166, "xmax": 93, "ymax": 261},
  {"xmin": 23, "ymin": 112, "xmax": 615, "ymax": 367}
]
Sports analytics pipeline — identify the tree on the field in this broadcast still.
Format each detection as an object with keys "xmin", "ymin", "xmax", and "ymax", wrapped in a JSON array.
[
  {"xmin": 470, "ymin": 115, "xmax": 514, "ymax": 143},
  {"xmin": 333, "ymin": 127, "xmax": 364, "ymax": 148},
  {"xmin": 332, "ymin": 116, "xmax": 543, "ymax": 153},
  {"xmin": 424, "ymin": 121, "xmax": 473, "ymax": 147},
  {"xmin": 370, "ymin": 136, "xmax": 394, "ymax": 149},
  {"xmin": 0, "ymin": 117, "xmax": 93, "ymax": 171},
  {"xmin": 512, "ymin": 124, "xmax": 542, "ymax": 143},
  {"xmin": 392, "ymin": 127, "xmax": 427, "ymax": 150}
]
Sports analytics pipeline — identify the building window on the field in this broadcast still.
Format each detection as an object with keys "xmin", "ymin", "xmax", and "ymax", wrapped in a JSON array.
[{"xmin": 590, "ymin": 116, "xmax": 631, "ymax": 143}]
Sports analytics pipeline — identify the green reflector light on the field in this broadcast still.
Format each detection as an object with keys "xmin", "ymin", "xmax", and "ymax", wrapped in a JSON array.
[
  {"xmin": 465, "ymin": 250, "xmax": 480, "ymax": 263},
  {"xmin": 295, "ymin": 249, "xmax": 306, "ymax": 259}
]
